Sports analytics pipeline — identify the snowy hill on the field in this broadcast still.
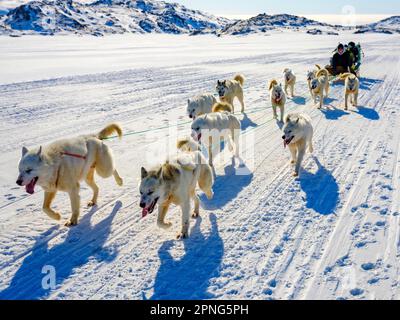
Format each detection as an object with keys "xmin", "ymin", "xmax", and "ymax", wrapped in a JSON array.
[
  {"xmin": 0, "ymin": 0, "xmax": 229, "ymax": 35},
  {"xmin": 355, "ymin": 16, "xmax": 400, "ymax": 34},
  {"xmin": 219, "ymin": 13, "xmax": 343, "ymax": 36}
]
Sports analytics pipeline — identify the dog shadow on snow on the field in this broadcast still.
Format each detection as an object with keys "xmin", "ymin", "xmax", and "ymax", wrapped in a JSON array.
[
  {"xmin": 150, "ymin": 213, "xmax": 223, "ymax": 300},
  {"xmin": 298, "ymin": 157, "xmax": 339, "ymax": 215},
  {"xmin": 240, "ymin": 112, "xmax": 258, "ymax": 131},
  {"xmin": 354, "ymin": 105, "xmax": 380, "ymax": 120},
  {"xmin": 200, "ymin": 161, "xmax": 253, "ymax": 210},
  {"xmin": 0, "ymin": 201, "xmax": 121, "ymax": 300}
]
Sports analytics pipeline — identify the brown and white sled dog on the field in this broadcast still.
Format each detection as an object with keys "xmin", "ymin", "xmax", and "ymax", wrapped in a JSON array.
[
  {"xmin": 283, "ymin": 68, "xmax": 296, "ymax": 97},
  {"xmin": 339, "ymin": 73, "xmax": 359, "ymax": 110},
  {"xmin": 306, "ymin": 65, "xmax": 321, "ymax": 97},
  {"xmin": 139, "ymin": 148, "xmax": 214, "ymax": 239},
  {"xmin": 191, "ymin": 105, "xmax": 241, "ymax": 167},
  {"xmin": 16, "ymin": 124, "xmax": 124, "ymax": 226},
  {"xmin": 216, "ymin": 74, "xmax": 245, "ymax": 113},
  {"xmin": 310, "ymin": 68, "xmax": 330, "ymax": 109},
  {"xmin": 187, "ymin": 93, "xmax": 217, "ymax": 119},
  {"xmin": 269, "ymin": 79, "xmax": 286, "ymax": 122},
  {"xmin": 282, "ymin": 113, "xmax": 314, "ymax": 177}
]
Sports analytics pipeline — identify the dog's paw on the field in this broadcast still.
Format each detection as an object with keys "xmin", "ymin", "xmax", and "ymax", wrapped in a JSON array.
[
  {"xmin": 192, "ymin": 211, "xmax": 199, "ymax": 218},
  {"xmin": 177, "ymin": 231, "xmax": 188, "ymax": 240},
  {"xmin": 292, "ymin": 171, "xmax": 299, "ymax": 177},
  {"xmin": 87, "ymin": 200, "xmax": 97, "ymax": 207},
  {"xmin": 157, "ymin": 221, "xmax": 172, "ymax": 229},
  {"xmin": 290, "ymin": 160, "xmax": 296, "ymax": 164},
  {"xmin": 116, "ymin": 177, "xmax": 123, "ymax": 186},
  {"xmin": 65, "ymin": 219, "xmax": 78, "ymax": 227}
]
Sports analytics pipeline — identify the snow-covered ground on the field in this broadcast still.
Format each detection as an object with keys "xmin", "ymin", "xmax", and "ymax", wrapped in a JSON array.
[{"xmin": 0, "ymin": 32, "xmax": 399, "ymax": 300}]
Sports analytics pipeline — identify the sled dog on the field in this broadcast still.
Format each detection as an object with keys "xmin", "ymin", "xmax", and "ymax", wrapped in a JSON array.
[
  {"xmin": 191, "ymin": 111, "xmax": 241, "ymax": 167},
  {"xmin": 269, "ymin": 79, "xmax": 287, "ymax": 122},
  {"xmin": 187, "ymin": 93, "xmax": 217, "ymax": 119},
  {"xmin": 339, "ymin": 73, "xmax": 359, "ymax": 110},
  {"xmin": 139, "ymin": 152, "xmax": 214, "ymax": 238},
  {"xmin": 282, "ymin": 113, "xmax": 314, "ymax": 177},
  {"xmin": 307, "ymin": 65, "xmax": 321, "ymax": 97},
  {"xmin": 310, "ymin": 68, "xmax": 330, "ymax": 109},
  {"xmin": 216, "ymin": 74, "xmax": 245, "ymax": 113},
  {"xmin": 283, "ymin": 68, "xmax": 296, "ymax": 97},
  {"xmin": 16, "ymin": 124, "xmax": 123, "ymax": 226}
]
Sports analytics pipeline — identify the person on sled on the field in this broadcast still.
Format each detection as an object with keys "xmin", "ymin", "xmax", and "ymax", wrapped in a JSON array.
[
  {"xmin": 326, "ymin": 43, "xmax": 352, "ymax": 76},
  {"xmin": 347, "ymin": 41, "xmax": 362, "ymax": 75}
]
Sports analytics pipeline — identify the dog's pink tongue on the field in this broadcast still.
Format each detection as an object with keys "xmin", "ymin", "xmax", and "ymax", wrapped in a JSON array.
[
  {"xmin": 25, "ymin": 180, "xmax": 35, "ymax": 195},
  {"xmin": 142, "ymin": 208, "xmax": 148, "ymax": 218}
]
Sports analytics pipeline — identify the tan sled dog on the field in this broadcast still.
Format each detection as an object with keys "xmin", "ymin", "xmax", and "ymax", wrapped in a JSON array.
[
  {"xmin": 339, "ymin": 73, "xmax": 359, "ymax": 110},
  {"xmin": 216, "ymin": 74, "xmax": 245, "ymax": 113},
  {"xmin": 306, "ymin": 65, "xmax": 321, "ymax": 97},
  {"xmin": 283, "ymin": 68, "xmax": 296, "ymax": 97},
  {"xmin": 282, "ymin": 113, "xmax": 314, "ymax": 177},
  {"xmin": 310, "ymin": 68, "xmax": 330, "ymax": 109},
  {"xmin": 139, "ymin": 152, "xmax": 214, "ymax": 239},
  {"xmin": 16, "ymin": 124, "xmax": 123, "ymax": 226},
  {"xmin": 269, "ymin": 79, "xmax": 287, "ymax": 122}
]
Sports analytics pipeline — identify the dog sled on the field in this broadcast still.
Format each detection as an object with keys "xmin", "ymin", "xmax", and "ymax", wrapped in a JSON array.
[{"xmin": 325, "ymin": 42, "xmax": 364, "ymax": 83}]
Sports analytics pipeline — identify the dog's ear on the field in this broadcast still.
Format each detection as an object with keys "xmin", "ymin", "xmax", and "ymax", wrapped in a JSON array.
[
  {"xmin": 295, "ymin": 118, "xmax": 300, "ymax": 124},
  {"xmin": 217, "ymin": 80, "xmax": 221, "ymax": 85},
  {"xmin": 22, "ymin": 146, "xmax": 28, "ymax": 157},
  {"xmin": 141, "ymin": 167, "xmax": 148, "ymax": 179},
  {"xmin": 37, "ymin": 146, "xmax": 42, "ymax": 156},
  {"xmin": 222, "ymin": 80, "xmax": 226, "ymax": 85},
  {"xmin": 187, "ymin": 99, "xmax": 190, "ymax": 104},
  {"xmin": 156, "ymin": 166, "xmax": 162, "ymax": 178}
]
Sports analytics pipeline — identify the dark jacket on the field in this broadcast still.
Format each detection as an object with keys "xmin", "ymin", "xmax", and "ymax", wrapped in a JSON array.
[{"xmin": 332, "ymin": 51, "xmax": 351, "ymax": 71}]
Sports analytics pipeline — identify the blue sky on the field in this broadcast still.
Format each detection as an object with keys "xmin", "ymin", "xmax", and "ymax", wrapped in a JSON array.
[{"xmin": 168, "ymin": 0, "xmax": 400, "ymax": 15}]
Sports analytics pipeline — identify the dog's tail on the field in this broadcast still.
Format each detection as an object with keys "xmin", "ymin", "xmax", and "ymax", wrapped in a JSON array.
[
  {"xmin": 268, "ymin": 79, "xmax": 278, "ymax": 91},
  {"xmin": 212, "ymin": 102, "xmax": 233, "ymax": 113},
  {"xmin": 315, "ymin": 64, "xmax": 322, "ymax": 70},
  {"xmin": 316, "ymin": 68, "xmax": 329, "ymax": 78},
  {"xmin": 177, "ymin": 137, "xmax": 200, "ymax": 152},
  {"xmin": 234, "ymin": 74, "xmax": 245, "ymax": 86},
  {"xmin": 338, "ymin": 72, "xmax": 355, "ymax": 80},
  {"xmin": 97, "ymin": 123, "xmax": 122, "ymax": 140}
]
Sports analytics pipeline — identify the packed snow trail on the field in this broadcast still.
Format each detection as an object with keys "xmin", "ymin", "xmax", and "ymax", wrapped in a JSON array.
[{"xmin": 0, "ymin": 33, "xmax": 399, "ymax": 299}]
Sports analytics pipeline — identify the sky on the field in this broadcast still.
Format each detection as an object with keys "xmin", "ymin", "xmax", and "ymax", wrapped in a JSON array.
[{"xmin": 1, "ymin": 0, "xmax": 399, "ymax": 24}]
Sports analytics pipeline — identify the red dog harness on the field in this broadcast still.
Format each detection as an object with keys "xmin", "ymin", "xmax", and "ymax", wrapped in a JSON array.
[{"xmin": 61, "ymin": 152, "xmax": 87, "ymax": 160}]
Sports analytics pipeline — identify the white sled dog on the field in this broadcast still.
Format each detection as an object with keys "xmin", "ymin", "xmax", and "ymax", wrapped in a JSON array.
[
  {"xmin": 269, "ymin": 79, "xmax": 287, "ymax": 122},
  {"xmin": 187, "ymin": 93, "xmax": 217, "ymax": 119},
  {"xmin": 282, "ymin": 113, "xmax": 314, "ymax": 177},
  {"xmin": 339, "ymin": 73, "xmax": 359, "ymax": 110},
  {"xmin": 310, "ymin": 68, "xmax": 330, "ymax": 109},
  {"xmin": 283, "ymin": 68, "xmax": 296, "ymax": 97},
  {"xmin": 216, "ymin": 74, "xmax": 245, "ymax": 113},
  {"xmin": 191, "ymin": 104, "xmax": 241, "ymax": 167},
  {"xmin": 139, "ymin": 151, "xmax": 214, "ymax": 239},
  {"xmin": 16, "ymin": 124, "xmax": 124, "ymax": 226}
]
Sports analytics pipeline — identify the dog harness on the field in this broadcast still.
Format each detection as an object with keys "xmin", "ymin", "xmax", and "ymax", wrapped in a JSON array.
[{"xmin": 61, "ymin": 151, "xmax": 87, "ymax": 160}]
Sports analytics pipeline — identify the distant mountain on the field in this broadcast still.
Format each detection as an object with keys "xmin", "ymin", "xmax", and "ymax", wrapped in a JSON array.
[
  {"xmin": 0, "ymin": 0, "xmax": 229, "ymax": 35},
  {"xmin": 218, "ymin": 13, "xmax": 343, "ymax": 36},
  {"xmin": 355, "ymin": 16, "xmax": 400, "ymax": 34}
]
